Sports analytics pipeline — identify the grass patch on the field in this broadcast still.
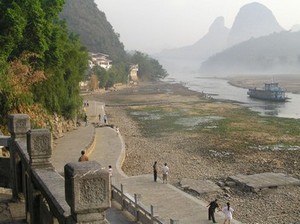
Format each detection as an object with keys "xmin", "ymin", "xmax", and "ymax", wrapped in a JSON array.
[{"xmin": 126, "ymin": 101, "xmax": 300, "ymax": 150}]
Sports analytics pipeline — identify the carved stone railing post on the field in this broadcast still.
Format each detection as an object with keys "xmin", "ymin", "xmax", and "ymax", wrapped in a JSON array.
[
  {"xmin": 27, "ymin": 129, "xmax": 53, "ymax": 169},
  {"xmin": 8, "ymin": 114, "xmax": 31, "ymax": 200},
  {"xmin": 134, "ymin": 193, "xmax": 141, "ymax": 222},
  {"xmin": 65, "ymin": 161, "xmax": 111, "ymax": 224},
  {"xmin": 8, "ymin": 114, "xmax": 31, "ymax": 140},
  {"xmin": 151, "ymin": 205, "xmax": 159, "ymax": 222},
  {"xmin": 27, "ymin": 129, "xmax": 53, "ymax": 223},
  {"xmin": 120, "ymin": 184, "xmax": 126, "ymax": 210}
]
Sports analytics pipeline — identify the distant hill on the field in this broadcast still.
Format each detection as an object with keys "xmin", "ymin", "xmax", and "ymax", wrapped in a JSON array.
[
  {"xmin": 59, "ymin": 0, "xmax": 168, "ymax": 82},
  {"xmin": 200, "ymin": 31, "xmax": 300, "ymax": 75},
  {"xmin": 60, "ymin": 0, "xmax": 126, "ymax": 62},
  {"xmin": 157, "ymin": 17, "xmax": 229, "ymax": 61},
  {"xmin": 155, "ymin": 2, "xmax": 285, "ymax": 75},
  {"xmin": 227, "ymin": 2, "xmax": 283, "ymax": 46},
  {"xmin": 154, "ymin": 17, "xmax": 229, "ymax": 74}
]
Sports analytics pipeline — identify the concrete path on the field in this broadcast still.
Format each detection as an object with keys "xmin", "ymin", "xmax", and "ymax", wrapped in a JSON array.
[
  {"xmin": 73, "ymin": 101, "xmax": 242, "ymax": 224},
  {"xmin": 51, "ymin": 124, "xmax": 95, "ymax": 174},
  {"xmin": 0, "ymin": 100, "xmax": 241, "ymax": 223}
]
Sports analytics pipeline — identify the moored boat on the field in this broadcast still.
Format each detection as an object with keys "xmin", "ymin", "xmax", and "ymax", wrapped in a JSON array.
[{"xmin": 247, "ymin": 83, "xmax": 288, "ymax": 102}]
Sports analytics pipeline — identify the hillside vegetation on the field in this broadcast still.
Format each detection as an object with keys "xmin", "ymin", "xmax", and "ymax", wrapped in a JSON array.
[
  {"xmin": 0, "ymin": 0, "xmax": 88, "ymax": 133},
  {"xmin": 0, "ymin": 0, "xmax": 168, "ymax": 134},
  {"xmin": 60, "ymin": 0, "xmax": 168, "ymax": 85},
  {"xmin": 60, "ymin": 0, "xmax": 126, "ymax": 62}
]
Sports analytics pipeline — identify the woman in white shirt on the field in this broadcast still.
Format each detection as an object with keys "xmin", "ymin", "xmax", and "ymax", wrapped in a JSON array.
[
  {"xmin": 162, "ymin": 163, "xmax": 169, "ymax": 184},
  {"xmin": 222, "ymin": 202, "xmax": 234, "ymax": 224}
]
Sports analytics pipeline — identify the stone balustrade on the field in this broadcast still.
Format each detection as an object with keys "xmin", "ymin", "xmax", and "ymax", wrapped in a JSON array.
[
  {"xmin": 4, "ymin": 114, "xmax": 110, "ymax": 224},
  {"xmin": 0, "ymin": 114, "xmax": 180, "ymax": 224}
]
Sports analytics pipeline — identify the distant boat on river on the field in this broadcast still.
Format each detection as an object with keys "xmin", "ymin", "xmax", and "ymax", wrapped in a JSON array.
[{"xmin": 247, "ymin": 82, "xmax": 288, "ymax": 102}]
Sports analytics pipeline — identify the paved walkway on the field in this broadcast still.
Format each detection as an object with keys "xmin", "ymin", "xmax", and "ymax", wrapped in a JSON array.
[
  {"xmin": 0, "ymin": 100, "xmax": 242, "ymax": 223},
  {"xmin": 59, "ymin": 101, "xmax": 241, "ymax": 224}
]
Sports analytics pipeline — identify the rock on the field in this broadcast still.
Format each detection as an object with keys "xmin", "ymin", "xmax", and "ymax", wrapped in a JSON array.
[
  {"xmin": 217, "ymin": 181, "xmax": 225, "ymax": 187},
  {"xmin": 225, "ymin": 181, "xmax": 236, "ymax": 187},
  {"xmin": 223, "ymin": 193, "xmax": 231, "ymax": 198}
]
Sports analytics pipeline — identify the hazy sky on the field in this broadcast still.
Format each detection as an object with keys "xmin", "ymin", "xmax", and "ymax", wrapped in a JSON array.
[{"xmin": 95, "ymin": 0, "xmax": 300, "ymax": 54}]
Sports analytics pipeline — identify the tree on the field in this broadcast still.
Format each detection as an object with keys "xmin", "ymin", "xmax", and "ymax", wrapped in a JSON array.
[
  {"xmin": 0, "ymin": 0, "xmax": 65, "ymax": 67},
  {"xmin": 130, "ymin": 51, "xmax": 168, "ymax": 81},
  {"xmin": 90, "ymin": 74, "xmax": 99, "ymax": 91},
  {"xmin": 0, "ymin": 1, "xmax": 26, "ymax": 61},
  {"xmin": 93, "ymin": 66, "xmax": 108, "ymax": 88},
  {"xmin": 1, "ymin": 0, "xmax": 88, "ymax": 123},
  {"xmin": 92, "ymin": 62, "xmax": 129, "ymax": 88},
  {"xmin": 33, "ymin": 25, "xmax": 88, "ymax": 118},
  {"xmin": 0, "ymin": 53, "xmax": 45, "ymax": 127}
]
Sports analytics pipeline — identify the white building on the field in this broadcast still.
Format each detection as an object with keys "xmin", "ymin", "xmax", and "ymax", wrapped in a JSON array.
[{"xmin": 88, "ymin": 52, "xmax": 112, "ymax": 70}]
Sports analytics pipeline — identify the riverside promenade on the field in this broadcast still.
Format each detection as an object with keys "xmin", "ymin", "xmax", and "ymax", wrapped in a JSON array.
[
  {"xmin": 0, "ymin": 100, "xmax": 241, "ymax": 223},
  {"xmin": 52, "ymin": 100, "xmax": 241, "ymax": 224}
]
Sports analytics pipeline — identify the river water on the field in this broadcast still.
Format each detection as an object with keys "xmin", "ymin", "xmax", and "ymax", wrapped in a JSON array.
[{"xmin": 164, "ymin": 73, "xmax": 300, "ymax": 119}]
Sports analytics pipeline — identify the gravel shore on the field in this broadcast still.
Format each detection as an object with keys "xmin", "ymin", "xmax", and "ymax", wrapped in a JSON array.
[{"xmin": 85, "ymin": 80, "xmax": 300, "ymax": 224}]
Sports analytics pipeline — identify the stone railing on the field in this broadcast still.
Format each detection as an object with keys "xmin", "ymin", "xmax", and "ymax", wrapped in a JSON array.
[
  {"xmin": 0, "ymin": 114, "xmax": 180, "ymax": 224},
  {"xmin": 4, "ymin": 114, "xmax": 111, "ymax": 224},
  {"xmin": 112, "ymin": 184, "xmax": 163, "ymax": 224}
]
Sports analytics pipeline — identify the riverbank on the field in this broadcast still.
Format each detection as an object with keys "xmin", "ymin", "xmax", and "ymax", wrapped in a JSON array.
[
  {"xmin": 84, "ymin": 81, "xmax": 300, "ymax": 224},
  {"xmin": 228, "ymin": 74, "xmax": 300, "ymax": 94}
]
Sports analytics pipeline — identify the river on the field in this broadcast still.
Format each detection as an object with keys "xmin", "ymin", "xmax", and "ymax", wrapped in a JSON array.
[{"xmin": 164, "ymin": 73, "xmax": 300, "ymax": 119}]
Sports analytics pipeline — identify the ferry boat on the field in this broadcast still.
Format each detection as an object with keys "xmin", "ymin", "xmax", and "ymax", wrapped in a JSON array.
[{"xmin": 247, "ymin": 82, "xmax": 288, "ymax": 102}]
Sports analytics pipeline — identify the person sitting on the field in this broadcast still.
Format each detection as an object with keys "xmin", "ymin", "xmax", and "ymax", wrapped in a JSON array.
[{"xmin": 78, "ymin": 150, "xmax": 89, "ymax": 162}]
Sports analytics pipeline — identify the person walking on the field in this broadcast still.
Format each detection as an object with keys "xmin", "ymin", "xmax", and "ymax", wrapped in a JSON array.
[
  {"xmin": 153, "ymin": 161, "xmax": 158, "ymax": 182},
  {"xmin": 207, "ymin": 199, "xmax": 220, "ymax": 223},
  {"xmin": 78, "ymin": 150, "xmax": 88, "ymax": 162},
  {"xmin": 103, "ymin": 114, "xmax": 107, "ymax": 124},
  {"xmin": 84, "ymin": 114, "xmax": 88, "ymax": 126},
  {"xmin": 162, "ymin": 163, "xmax": 169, "ymax": 184},
  {"xmin": 222, "ymin": 202, "xmax": 234, "ymax": 224},
  {"xmin": 108, "ymin": 165, "xmax": 113, "ymax": 177}
]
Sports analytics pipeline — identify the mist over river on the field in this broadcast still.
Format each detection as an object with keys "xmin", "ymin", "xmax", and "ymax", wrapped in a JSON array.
[{"xmin": 164, "ymin": 73, "xmax": 300, "ymax": 119}]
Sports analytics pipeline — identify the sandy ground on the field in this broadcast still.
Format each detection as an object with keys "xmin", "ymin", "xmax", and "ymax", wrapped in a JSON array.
[
  {"xmin": 228, "ymin": 74, "xmax": 300, "ymax": 94},
  {"xmin": 85, "ymin": 77, "xmax": 300, "ymax": 224}
]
